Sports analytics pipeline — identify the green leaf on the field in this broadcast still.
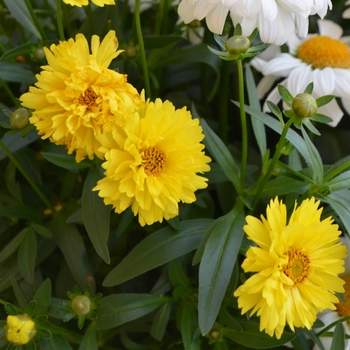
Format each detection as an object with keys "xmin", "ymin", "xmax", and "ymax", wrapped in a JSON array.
[
  {"xmin": 103, "ymin": 219, "xmax": 213, "ymax": 287},
  {"xmin": 30, "ymin": 223, "xmax": 53, "ymax": 239},
  {"xmin": 82, "ymin": 167, "xmax": 110, "ymax": 264},
  {"xmin": 301, "ymin": 126, "xmax": 323, "ymax": 182},
  {"xmin": 150, "ymin": 302, "xmax": 171, "ymax": 342},
  {"xmin": 224, "ymin": 323, "xmax": 296, "ymax": 348},
  {"xmin": 96, "ymin": 294, "xmax": 165, "ymax": 330},
  {"xmin": 0, "ymin": 62, "xmax": 36, "ymax": 84},
  {"xmin": 41, "ymin": 152, "xmax": 92, "ymax": 171},
  {"xmin": 115, "ymin": 208, "xmax": 134, "ymax": 237},
  {"xmin": 39, "ymin": 334, "xmax": 73, "ymax": 350},
  {"xmin": 17, "ymin": 227, "xmax": 37, "ymax": 284},
  {"xmin": 198, "ymin": 203, "xmax": 245, "ymax": 335},
  {"xmin": 33, "ymin": 279, "xmax": 51, "ymax": 317},
  {"xmin": 0, "ymin": 228, "xmax": 26, "ymax": 263},
  {"xmin": 24, "ymin": 300, "xmax": 37, "ymax": 317},
  {"xmin": 245, "ymin": 65, "xmax": 266, "ymax": 158},
  {"xmin": 0, "ymin": 205, "xmax": 45, "ymax": 221},
  {"xmin": 303, "ymin": 118, "xmax": 320, "ymax": 136},
  {"xmin": 262, "ymin": 176, "xmax": 307, "ymax": 197},
  {"xmin": 304, "ymin": 82, "xmax": 314, "ymax": 94},
  {"xmin": 200, "ymin": 118, "xmax": 241, "ymax": 192},
  {"xmin": 266, "ymin": 100, "xmax": 283, "ymax": 124},
  {"xmin": 5, "ymin": 161, "xmax": 22, "ymax": 204},
  {"xmin": 325, "ymin": 170, "xmax": 350, "ymax": 192},
  {"xmin": 330, "ymin": 323, "xmax": 345, "ymax": 350},
  {"xmin": 181, "ymin": 306, "xmax": 201, "ymax": 350},
  {"xmin": 169, "ymin": 259, "xmax": 191, "ymax": 290},
  {"xmin": 316, "ymin": 95, "xmax": 334, "ymax": 108},
  {"xmin": 11, "ymin": 275, "xmax": 27, "ymax": 309},
  {"xmin": 78, "ymin": 323, "xmax": 98, "ymax": 350},
  {"xmin": 278, "ymin": 84, "xmax": 294, "ymax": 107}
]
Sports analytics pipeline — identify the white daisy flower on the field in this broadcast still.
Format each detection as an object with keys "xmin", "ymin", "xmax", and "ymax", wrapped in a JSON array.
[
  {"xmin": 313, "ymin": 234, "xmax": 350, "ymax": 350},
  {"xmin": 343, "ymin": 0, "xmax": 350, "ymax": 19},
  {"xmin": 251, "ymin": 19, "xmax": 350, "ymax": 127},
  {"xmin": 177, "ymin": 0, "xmax": 332, "ymax": 45}
]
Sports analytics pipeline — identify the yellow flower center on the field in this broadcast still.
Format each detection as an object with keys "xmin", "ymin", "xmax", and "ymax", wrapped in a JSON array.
[
  {"xmin": 283, "ymin": 248, "xmax": 310, "ymax": 285},
  {"xmin": 336, "ymin": 274, "xmax": 350, "ymax": 318},
  {"xmin": 78, "ymin": 87, "xmax": 99, "ymax": 108},
  {"xmin": 297, "ymin": 36, "xmax": 350, "ymax": 69},
  {"xmin": 141, "ymin": 146, "xmax": 166, "ymax": 176}
]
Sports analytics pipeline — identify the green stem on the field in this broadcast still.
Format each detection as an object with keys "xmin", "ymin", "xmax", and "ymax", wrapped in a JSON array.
[
  {"xmin": 84, "ymin": 2, "xmax": 96, "ymax": 37},
  {"xmin": 323, "ymin": 159, "xmax": 350, "ymax": 183},
  {"xmin": 251, "ymin": 117, "xmax": 294, "ymax": 211},
  {"xmin": 45, "ymin": 322, "xmax": 83, "ymax": 344},
  {"xmin": 56, "ymin": 0, "xmax": 65, "ymax": 41},
  {"xmin": 0, "ymin": 77, "xmax": 20, "ymax": 108},
  {"xmin": 0, "ymin": 139, "xmax": 53, "ymax": 211},
  {"xmin": 24, "ymin": 0, "xmax": 48, "ymax": 41},
  {"xmin": 237, "ymin": 60, "xmax": 247, "ymax": 187},
  {"xmin": 135, "ymin": 0, "xmax": 151, "ymax": 99}
]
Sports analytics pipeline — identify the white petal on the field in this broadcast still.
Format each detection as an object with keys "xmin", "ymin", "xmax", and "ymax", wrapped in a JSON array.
[
  {"xmin": 287, "ymin": 31, "xmax": 304, "ymax": 55},
  {"xmin": 256, "ymin": 75, "xmax": 279, "ymax": 99},
  {"xmin": 341, "ymin": 97, "xmax": 350, "ymax": 117},
  {"xmin": 261, "ymin": 0, "xmax": 278, "ymax": 22},
  {"xmin": 317, "ymin": 19, "xmax": 343, "ymax": 39},
  {"xmin": 333, "ymin": 69, "xmax": 350, "ymax": 99},
  {"xmin": 311, "ymin": 67, "xmax": 335, "ymax": 96},
  {"xmin": 285, "ymin": 64, "xmax": 313, "ymax": 95},
  {"xmin": 262, "ymin": 54, "xmax": 301, "ymax": 77},
  {"xmin": 205, "ymin": 4, "xmax": 229, "ymax": 34},
  {"xmin": 343, "ymin": 7, "xmax": 350, "ymax": 18},
  {"xmin": 295, "ymin": 14, "xmax": 309, "ymax": 38},
  {"xmin": 318, "ymin": 99, "xmax": 343, "ymax": 127},
  {"xmin": 178, "ymin": 1, "xmax": 197, "ymax": 23}
]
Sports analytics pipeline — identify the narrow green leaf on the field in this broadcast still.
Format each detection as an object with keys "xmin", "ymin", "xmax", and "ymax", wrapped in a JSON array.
[
  {"xmin": 0, "ymin": 205, "xmax": 45, "ymax": 221},
  {"xmin": 82, "ymin": 167, "xmax": 110, "ymax": 264},
  {"xmin": 17, "ymin": 228, "xmax": 37, "ymax": 284},
  {"xmin": 41, "ymin": 152, "xmax": 91, "ymax": 171},
  {"xmin": 24, "ymin": 300, "xmax": 37, "ymax": 317},
  {"xmin": 0, "ymin": 62, "xmax": 36, "ymax": 84},
  {"xmin": 266, "ymin": 100, "xmax": 283, "ymax": 123},
  {"xmin": 151, "ymin": 302, "xmax": 171, "ymax": 342},
  {"xmin": 78, "ymin": 323, "xmax": 98, "ymax": 350},
  {"xmin": 40, "ymin": 334, "xmax": 73, "ymax": 350},
  {"xmin": 181, "ymin": 306, "xmax": 200, "ymax": 350},
  {"xmin": 329, "ymin": 324, "xmax": 345, "ymax": 350},
  {"xmin": 224, "ymin": 323, "xmax": 296, "ymax": 348},
  {"xmin": 30, "ymin": 223, "xmax": 53, "ymax": 239},
  {"xmin": 200, "ymin": 118, "xmax": 241, "ymax": 192},
  {"xmin": 169, "ymin": 260, "xmax": 191, "ymax": 290},
  {"xmin": 198, "ymin": 203, "xmax": 245, "ymax": 335},
  {"xmin": 325, "ymin": 170, "xmax": 350, "ymax": 192},
  {"xmin": 316, "ymin": 95, "xmax": 334, "ymax": 108},
  {"xmin": 0, "ymin": 228, "xmax": 26, "ymax": 263},
  {"xmin": 96, "ymin": 294, "xmax": 165, "ymax": 330},
  {"xmin": 262, "ymin": 176, "xmax": 307, "ymax": 197},
  {"xmin": 115, "ymin": 208, "xmax": 134, "ymax": 237},
  {"xmin": 277, "ymin": 84, "xmax": 294, "ymax": 107},
  {"xmin": 245, "ymin": 64, "xmax": 266, "ymax": 158},
  {"xmin": 33, "ymin": 279, "xmax": 52, "ymax": 317},
  {"xmin": 103, "ymin": 219, "xmax": 213, "ymax": 287},
  {"xmin": 10, "ymin": 275, "xmax": 27, "ymax": 309},
  {"xmin": 304, "ymin": 82, "xmax": 314, "ymax": 94}
]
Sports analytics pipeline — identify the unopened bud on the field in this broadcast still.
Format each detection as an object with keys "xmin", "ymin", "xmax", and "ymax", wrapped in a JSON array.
[
  {"xmin": 34, "ymin": 48, "xmax": 45, "ymax": 61},
  {"xmin": 4, "ymin": 314, "xmax": 36, "ymax": 345},
  {"xmin": 10, "ymin": 108, "xmax": 30, "ymax": 129},
  {"xmin": 225, "ymin": 35, "xmax": 250, "ymax": 55},
  {"xmin": 71, "ymin": 295, "xmax": 91, "ymax": 316},
  {"xmin": 292, "ymin": 93, "xmax": 317, "ymax": 118},
  {"xmin": 125, "ymin": 46, "xmax": 137, "ymax": 58}
]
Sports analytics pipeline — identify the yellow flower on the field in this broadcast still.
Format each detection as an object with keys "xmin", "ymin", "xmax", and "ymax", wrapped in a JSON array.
[
  {"xmin": 234, "ymin": 197, "xmax": 347, "ymax": 339},
  {"xmin": 63, "ymin": 0, "xmax": 115, "ymax": 7},
  {"xmin": 4, "ymin": 314, "xmax": 36, "ymax": 345},
  {"xmin": 93, "ymin": 98, "xmax": 211, "ymax": 226},
  {"xmin": 20, "ymin": 30, "xmax": 143, "ymax": 163}
]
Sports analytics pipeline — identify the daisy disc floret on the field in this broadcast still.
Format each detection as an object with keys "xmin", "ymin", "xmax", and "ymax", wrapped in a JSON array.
[
  {"xmin": 234, "ymin": 197, "xmax": 347, "ymax": 339},
  {"xmin": 93, "ymin": 98, "xmax": 211, "ymax": 226},
  {"xmin": 63, "ymin": 0, "xmax": 115, "ymax": 6},
  {"xmin": 20, "ymin": 30, "xmax": 143, "ymax": 162}
]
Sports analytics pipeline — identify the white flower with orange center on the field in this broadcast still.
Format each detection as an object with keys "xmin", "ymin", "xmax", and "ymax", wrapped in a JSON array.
[
  {"xmin": 20, "ymin": 30, "xmax": 143, "ymax": 162},
  {"xmin": 251, "ymin": 19, "xmax": 350, "ymax": 127},
  {"xmin": 313, "ymin": 234, "xmax": 350, "ymax": 350},
  {"xmin": 178, "ymin": 0, "xmax": 332, "ymax": 45}
]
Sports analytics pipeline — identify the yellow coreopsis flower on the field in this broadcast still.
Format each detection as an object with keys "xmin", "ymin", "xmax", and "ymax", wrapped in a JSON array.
[
  {"xmin": 63, "ymin": 0, "xmax": 115, "ymax": 7},
  {"xmin": 234, "ymin": 197, "xmax": 347, "ymax": 339},
  {"xmin": 20, "ymin": 30, "xmax": 143, "ymax": 162},
  {"xmin": 93, "ymin": 98, "xmax": 211, "ymax": 226},
  {"xmin": 4, "ymin": 314, "xmax": 36, "ymax": 345}
]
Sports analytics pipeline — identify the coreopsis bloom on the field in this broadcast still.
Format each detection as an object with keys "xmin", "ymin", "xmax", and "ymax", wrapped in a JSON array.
[
  {"xmin": 313, "ymin": 235, "xmax": 350, "ymax": 350},
  {"xmin": 4, "ymin": 314, "xmax": 36, "ymax": 345},
  {"xmin": 63, "ymin": 0, "xmax": 115, "ymax": 6},
  {"xmin": 93, "ymin": 98, "xmax": 211, "ymax": 226},
  {"xmin": 251, "ymin": 19, "xmax": 350, "ymax": 126},
  {"xmin": 20, "ymin": 30, "xmax": 143, "ymax": 162},
  {"xmin": 177, "ymin": 0, "xmax": 332, "ymax": 45},
  {"xmin": 234, "ymin": 197, "xmax": 347, "ymax": 339}
]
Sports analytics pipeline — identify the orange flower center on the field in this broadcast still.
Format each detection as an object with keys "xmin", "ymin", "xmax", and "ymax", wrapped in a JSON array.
[
  {"xmin": 297, "ymin": 36, "xmax": 350, "ymax": 69},
  {"xmin": 141, "ymin": 146, "xmax": 166, "ymax": 176},
  {"xmin": 336, "ymin": 274, "xmax": 350, "ymax": 318},
  {"xmin": 283, "ymin": 248, "xmax": 310, "ymax": 285},
  {"xmin": 78, "ymin": 87, "xmax": 98, "ymax": 108}
]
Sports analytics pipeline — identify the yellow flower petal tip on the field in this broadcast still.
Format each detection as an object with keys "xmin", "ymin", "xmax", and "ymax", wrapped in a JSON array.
[
  {"xmin": 19, "ymin": 30, "xmax": 142, "ymax": 163},
  {"xmin": 4, "ymin": 314, "xmax": 36, "ymax": 345},
  {"xmin": 93, "ymin": 98, "xmax": 211, "ymax": 226},
  {"xmin": 62, "ymin": 0, "xmax": 115, "ymax": 7},
  {"xmin": 234, "ymin": 197, "xmax": 347, "ymax": 339}
]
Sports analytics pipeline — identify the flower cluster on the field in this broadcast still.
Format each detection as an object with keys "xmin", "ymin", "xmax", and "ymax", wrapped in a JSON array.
[{"xmin": 234, "ymin": 197, "xmax": 347, "ymax": 339}]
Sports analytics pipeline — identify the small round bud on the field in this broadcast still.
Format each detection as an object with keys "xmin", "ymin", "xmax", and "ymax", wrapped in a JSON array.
[
  {"xmin": 71, "ymin": 295, "xmax": 91, "ymax": 316},
  {"xmin": 209, "ymin": 329, "xmax": 221, "ymax": 340},
  {"xmin": 225, "ymin": 35, "xmax": 250, "ymax": 55},
  {"xmin": 5, "ymin": 314, "xmax": 36, "ymax": 345},
  {"xmin": 124, "ymin": 46, "xmax": 137, "ymax": 58},
  {"xmin": 189, "ymin": 19, "xmax": 201, "ymax": 28},
  {"xmin": 33, "ymin": 48, "xmax": 45, "ymax": 61},
  {"xmin": 292, "ymin": 93, "xmax": 317, "ymax": 118},
  {"xmin": 10, "ymin": 108, "xmax": 30, "ymax": 129}
]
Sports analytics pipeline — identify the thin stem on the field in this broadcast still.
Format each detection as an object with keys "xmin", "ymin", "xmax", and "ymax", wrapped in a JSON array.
[
  {"xmin": 237, "ymin": 59, "xmax": 247, "ymax": 187},
  {"xmin": 251, "ymin": 117, "xmax": 294, "ymax": 211},
  {"xmin": 0, "ymin": 77, "xmax": 20, "ymax": 108},
  {"xmin": 135, "ymin": 0, "xmax": 151, "ymax": 99},
  {"xmin": 24, "ymin": 0, "xmax": 48, "ymax": 41},
  {"xmin": 323, "ymin": 159, "xmax": 350, "ymax": 183},
  {"xmin": 0, "ymin": 139, "xmax": 53, "ymax": 211},
  {"xmin": 56, "ymin": 0, "xmax": 65, "ymax": 41}
]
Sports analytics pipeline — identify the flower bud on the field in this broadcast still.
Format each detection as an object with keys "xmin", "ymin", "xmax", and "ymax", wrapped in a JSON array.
[
  {"xmin": 124, "ymin": 45, "xmax": 137, "ymax": 58},
  {"xmin": 4, "ymin": 314, "xmax": 36, "ymax": 345},
  {"xmin": 71, "ymin": 295, "xmax": 91, "ymax": 316},
  {"xmin": 33, "ymin": 48, "xmax": 46, "ymax": 61},
  {"xmin": 225, "ymin": 35, "xmax": 250, "ymax": 55},
  {"xmin": 292, "ymin": 93, "xmax": 317, "ymax": 118},
  {"xmin": 10, "ymin": 108, "xmax": 30, "ymax": 129}
]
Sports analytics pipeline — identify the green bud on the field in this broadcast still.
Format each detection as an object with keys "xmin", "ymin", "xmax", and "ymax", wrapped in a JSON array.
[
  {"xmin": 33, "ymin": 48, "xmax": 45, "ymax": 61},
  {"xmin": 189, "ymin": 19, "xmax": 201, "ymax": 28},
  {"xmin": 225, "ymin": 35, "xmax": 250, "ymax": 55},
  {"xmin": 10, "ymin": 108, "xmax": 30, "ymax": 129},
  {"xmin": 71, "ymin": 295, "xmax": 91, "ymax": 316},
  {"xmin": 124, "ymin": 46, "xmax": 137, "ymax": 58},
  {"xmin": 292, "ymin": 93, "xmax": 317, "ymax": 118}
]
